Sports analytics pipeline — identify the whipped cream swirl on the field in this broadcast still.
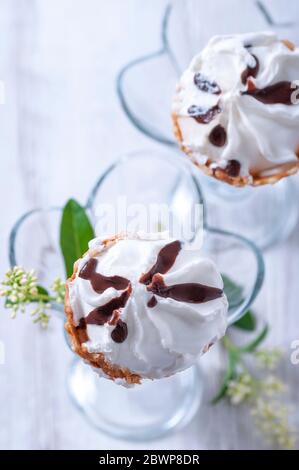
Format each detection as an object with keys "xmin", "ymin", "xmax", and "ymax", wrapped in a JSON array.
[
  {"xmin": 173, "ymin": 32, "xmax": 299, "ymax": 179},
  {"xmin": 68, "ymin": 232, "xmax": 228, "ymax": 380}
]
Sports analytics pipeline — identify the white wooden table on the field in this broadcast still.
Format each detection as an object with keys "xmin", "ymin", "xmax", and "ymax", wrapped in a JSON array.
[{"xmin": 0, "ymin": 0, "xmax": 298, "ymax": 450}]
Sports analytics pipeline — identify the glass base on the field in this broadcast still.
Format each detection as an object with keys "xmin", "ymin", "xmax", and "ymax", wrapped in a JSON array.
[
  {"xmin": 67, "ymin": 360, "xmax": 202, "ymax": 441},
  {"xmin": 201, "ymin": 175, "xmax": 298, "ymax": 250}
]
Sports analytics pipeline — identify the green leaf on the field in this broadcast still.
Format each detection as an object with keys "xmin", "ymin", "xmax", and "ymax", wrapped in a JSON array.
[
  {"xmin": 212, "ymin": 351, "xmax": 238, "ymax": 404},
  {"xmin": 211, "ymin": 381, "xmax": 229, "ymax": 405},
  {"xmin": 240, "ymin": 325, "xmax": 268, "ymax": 353},
  {"xmin": 233, "ymin": 310, "xmax": 256, "ymax": 331},
  {"xmin": 222, "ymin": 275, "xmax": 257, "ymax": 331},
  {"xmin": 60, "ymin": 199, "xmax": 95, "ymax": 278},
  {"xmin": 37, "ymin": 285, "xmax": 49, "ymax": 296},
  {"xmin": 222, "ymin": 274, "xmax": 244, "ymax": 309}
]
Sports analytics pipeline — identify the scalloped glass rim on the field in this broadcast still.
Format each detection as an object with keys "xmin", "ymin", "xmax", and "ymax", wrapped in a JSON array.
[{"xmin": 116, "ymin": 5, "xmax": 177, "ymax": 145}]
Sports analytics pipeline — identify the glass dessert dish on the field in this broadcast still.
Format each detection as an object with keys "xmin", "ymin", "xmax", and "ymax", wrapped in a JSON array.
[
  {"xmin": 117, "ymin": 2, "xmax": 299, "ymax": 249},
  {"xmin": 9, "ymin": 149, "xmax": 264, "ymax": 441}
]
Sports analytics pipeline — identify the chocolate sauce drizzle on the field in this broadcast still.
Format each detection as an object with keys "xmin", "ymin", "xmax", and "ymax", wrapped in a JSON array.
[
  {"xmin": 111, "ymin": 319, "xmax": 128, "ymax": 343},
  {"xmin": 79, "ymin": 238, "xmax": 222, "ymax": 344},
  {"xmin": 147, "ymin": 274, "xmax": 223, "ymax": 304},
  {"xmin": 79, "ymin": 257, "xmax": 130, "ymax": 294},
  {"xmin": 79, "ymin": 258, "xmax": 131, "ymax": 342},
  {"xmin": 194, "ymin": 73, "xmax": 221, "ymax": 94},
  {"xmin": 85, "ymin": 287, "xmax": 131, "ymax": 326},
  {"xmin": 225, "ymin": 159, "xmax": 241, "ymax": 177},
  {"xmin": 241, "ymin": 54, "xmax": 259, "ymax": 85},
  {"xmin": 242, "ymin": 81, "xmax": 297, "ymax": 105},
  {"xmin": 188, "ymin": 104, "xmax": 221, "ymax": 124},
  {"xmin": 140, "ymin": 240, "xmax": 182, "ymax": 285},
  {"xmin": 241, "ymin": 44, "xmax": 298, "ymax": 105},
  {"xmin": 147, "ymin": 295, "xmax": 158, "ymax": 308},
  {"xmin": 209, "ymin": 125, "xmax": 227, "ymax": 147},
  {"xmin": 77, "ymin": 287, "xmax": 130, "ymax": 345}
]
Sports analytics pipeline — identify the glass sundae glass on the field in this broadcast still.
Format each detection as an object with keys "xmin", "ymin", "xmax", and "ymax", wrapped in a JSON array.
[
  {"xmin": 9, "ymin": 149, "xmax": 264, "ymax": 440},
  {"xmin": 117, "ymin": 1, "xmax": 299, "ymax": 249}
]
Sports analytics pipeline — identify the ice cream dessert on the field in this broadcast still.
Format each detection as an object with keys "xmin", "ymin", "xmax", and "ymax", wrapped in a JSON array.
[
  {"xmin": 172, "ymin": 32, "xmax": 299, "ymax": 186},
  {"xmin": 65, "ymin": 232, "xmax": 228, "ymax": 385}
]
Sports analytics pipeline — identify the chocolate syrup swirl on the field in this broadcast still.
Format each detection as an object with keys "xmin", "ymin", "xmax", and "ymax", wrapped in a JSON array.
[
  {"xmin": 111, "ymin": 319, "xmax": 128, "ymax": 343},
  {"xmin": 188, "ymin": 104, "xmax": 221, "ymax": 124},
  {"xmin": 85, "ymin": 287, "xmax": 131, "ymax": 326},
  {"xmin": 209, "ymin": 125, "xmax": 227, "ymax": 147},
  {"xmin": 242, "ymin": 81, "xmax": 297, "ymax": 105},
  {"xmin": 79, "ymin": 258, "xmax": 130, "ymax": 294},
  {"xmin": 194, "ymin": 73, "xmax": 221, "ymax": 94},
  {"xmin": 147, "ymin": 295, "xmax": 158, "ymax": 308},
  {"xmin": 225, "ymin": 159, "xmax": 241, "ymax": 177},
  {"xmin": 241, "ymin": 54, "xmax": 259, "ymax": 85},
  {"xmin": 147, "ymin": 274, "xmax": 223, "ymax": 303},
  {"xmin": 140, "ymin": 240, "xmax": 181, "ymax": 285}
]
